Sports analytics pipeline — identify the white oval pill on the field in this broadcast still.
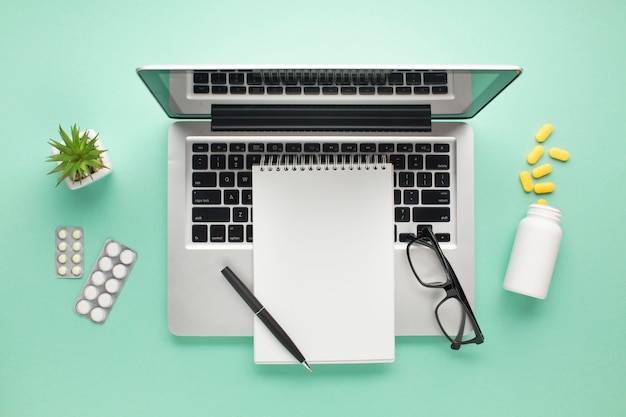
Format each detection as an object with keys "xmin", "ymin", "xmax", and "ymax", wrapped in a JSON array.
[
  {"xmin": 71, "ymin": 266, "xmax": 82, "ymax": 276},
  {"xmin": 91, "ymin": 271, "xmax": 106, "ymax": 286},
  {"xmin": 57, "ymin": 242, "xmax": 68, "ymax": 252},
  {"xmin": 84, "ymin": 285, "xmax": 98, "ymax": 300},
  {"xmin": 106, "ymin": 242, "xmax": 121, "ymax": 257},
  {"xmin": 58, "ymin": 254, "xmax": 68, "ymax": 264},
  {"xmin": 98, "ymin": 257, "xmax": 113, "ymax": 271},
  {"xmin": 97, "ymin": 293, "xmax": 113, "ymax": 308},
  {"xmin": 76, "ymin": 300, "xmax": 91, "ymax": 315},
  {"xmin": 90, "ymin": 307, "xmax": 107, "ymax": 323},
  {"xmin": 72, "ymin": 242, "xmax": 82, "ymax": 251},
  {"xmin": 105, "ymin": 279, "xmax": 121, "ymax": 293},
  {"xmin": 112, "ymin": 264, "xmax": 128, "ymax": 279},
  {"xmin": 72, "ymin": 254, "xmax": 81, "ymax": 264},
  {"xmin": 119, "ymin": 250, "xmax": 136, "ymax": 265},
  {"xmin": 57, "ymin": 229, "xmax": 67, "ymax": 239},
  {"xmin": 72, "ymin": 229, "xmax": 82, "ymax": 239},
  {"xmin": 57, "ymin": 266, "xmax": 68, "ymax": 276}
]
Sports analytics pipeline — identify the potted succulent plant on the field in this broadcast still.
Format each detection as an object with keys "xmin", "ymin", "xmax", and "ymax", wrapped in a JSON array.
[{"xmin": 46, "ymin": 124, "xmax": 112, "ymax": 189}]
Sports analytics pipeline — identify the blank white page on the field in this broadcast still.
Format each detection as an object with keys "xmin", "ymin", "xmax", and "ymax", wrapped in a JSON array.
[{"xmin": 252, "ymin": 163, "xmax": 395, "ymax": 364}]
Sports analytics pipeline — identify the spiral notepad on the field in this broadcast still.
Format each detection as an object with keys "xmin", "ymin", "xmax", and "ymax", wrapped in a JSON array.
[{"xmin": 252, "ymin": 156, "xmax": 395, "ymax": 364}]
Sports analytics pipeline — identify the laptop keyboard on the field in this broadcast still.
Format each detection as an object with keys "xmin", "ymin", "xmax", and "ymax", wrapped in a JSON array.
[
  {"xmin": 192, "ymin": 69, "xmax": 449, "ymax": 97},
  {"xmin": 190, "ymin": 140, "xmax": 454, "ymax": 244}
]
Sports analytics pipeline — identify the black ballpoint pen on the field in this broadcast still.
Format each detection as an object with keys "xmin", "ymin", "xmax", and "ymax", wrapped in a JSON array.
[{"xmin": 220, "ymin": 267, "xmax": 312, "ymax": 372}]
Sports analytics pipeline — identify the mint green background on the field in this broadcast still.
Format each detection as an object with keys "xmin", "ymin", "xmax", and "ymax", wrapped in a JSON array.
[{"xmin": 1, "ymin": 1, "xmax": 625, "ymax": 416}]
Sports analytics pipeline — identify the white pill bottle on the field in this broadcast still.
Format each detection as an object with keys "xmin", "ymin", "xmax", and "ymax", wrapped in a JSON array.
[{"xmin": 503, "ymin": 204, "xmax": 562, "ymax": 299}]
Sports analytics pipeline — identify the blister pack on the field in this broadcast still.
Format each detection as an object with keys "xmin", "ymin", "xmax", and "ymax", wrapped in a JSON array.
[
  {"xmin": 74, "ymin": 239, "xmax": 137, "ymax": 323},
  {"xmin": 55, "ymin": 226, "xmax": 84, "ymax": 278}
]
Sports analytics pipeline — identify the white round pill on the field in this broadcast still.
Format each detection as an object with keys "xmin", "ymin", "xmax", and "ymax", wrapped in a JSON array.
[
  {"xmin": 105, "ymin": 242, "xmax": 121, "ymax": 257},
  {"xmin": 105, "ymin": 279, "xmax": 121, "ymax": 293},
  {"xmin": 119, "ymin": 249, "xmax": 136, "ymax": 265},
  {"xmin": 57, "ymin": 229, "xmax": 67, "ymax": 239},
  {"xmin": 76, "ymin": 300, "xmax": 91, "ymax": 315},
  {"xmin": 57, "ymin": 242, "xmax": 68, "ymax": 252},
  {"xmin": 98, "ymin": 257, "xmax": 113, "ymax": 271},
  {"xmin": 72, "ymin": 254, "xmax": 81, "ymax": 264},
  {"xmin": 72, "ymin": 242, "xmax": 82, "ymax": 251},
  {"xmin": 91, "ymin": 271, "xmax": 106, "ymax": 286},
  {"xmin": 57, "ymin": 254, "xmax": 67, "ymax": 264},
  {"xmin": 90, "ymin": 307, "xmax": 107, "ymax": 323},
  {"xmin": 57, "ymin": 266, "xmax": 68, "ymax": 276},
  {"xmin": 72, "ymin": 266, "xmax": 82, "ymax": 276},
  {"xmin": 112, "ymin": 264, "xmax": 128, "ymax": 279},
  {"xmin": 72, "ymin": 229, "xmax": 82, "ymax": 239},
  {"xmin": 97, "ymin": 293, "xmax": 113, "ymax": 308},
  {"xmin": 83, "ymin": 285, "xmax": 98, "ymax": 300}
]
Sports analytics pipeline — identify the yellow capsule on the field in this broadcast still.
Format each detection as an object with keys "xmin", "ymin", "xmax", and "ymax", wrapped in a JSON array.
[
  {"xmin": 534, "ymin": 182, "xmax": 555, "ymax": 194},
  {"xmin": 519, "ymin": 171, "xmax": 533, "ymax": 192},
  {"xmin": 537, "ymin": 199, "xmax": 548, "ymax": 205},
  {"xmin": 549, "ymin": 147, "xmax": 570, "ymax": 162},
  {"xmin": 526, "ymin": 145, "xmax": 544, "ymax": 165},
  {"xmin": 531, "ymin": 163, "xmax": 552, "ymax": 179},
  {"xmin": 535, "ymin": 123, "xmax": 553, "ymax": 143}
]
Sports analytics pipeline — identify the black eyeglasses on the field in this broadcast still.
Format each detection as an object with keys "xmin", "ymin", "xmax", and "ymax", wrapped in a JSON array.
[{"xmin": 406, "ymin": 228, "xmax": 484, "ymax": 349}]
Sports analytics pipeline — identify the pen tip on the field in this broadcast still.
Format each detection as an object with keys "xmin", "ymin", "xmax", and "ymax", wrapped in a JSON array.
[{"xmin": 302, "ymin": 361, "xmax": 312, "ymax": 372}]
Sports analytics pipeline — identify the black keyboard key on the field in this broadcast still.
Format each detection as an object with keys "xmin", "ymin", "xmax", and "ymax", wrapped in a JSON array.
[
  {"xmin": 389, "ymin": 155, "xmax": 405, "ymax": 170},
  {"xmin": 229, "ymin": 73, "xmax": 245, "ymax": 84},
  {"xmin": 246, "ymin": 225, "xmax": 253, "ymax": 242},
  {"xmin": 416, "ymin": 144, "xmax": 432, "ymax": 152},
  {"xmin": 247, "ymin": 72, "xmax": 262, "ymax": 85},
  {"xmin": 304, "ymin": 87, "xmax": 320, "ymax": 95},
  {"xmin": 394, "ymin": 190, "xmax": 401, "ymax": 205},
  {"xmin": 286, "ymin": 87, "xmax": 302, "ymax": 95},
  {"xmin": 398, "ymin": 172, "xmax": 414, "ymax": 187},
  {"xmin": 194, "ymin": 73, "xmax": 209, "ymax": 84},
  {"xmin": 323, "ymin": 143, "xmax": 339, "ymax": 152},
  {"xmin": 395, "ymin": 207, "xmax": 411, "ymax": 222},
  {"xmin": 359, "ymin": 87, "xmax": 375, "ymax": 95},
  {"xmin": 426, "ymin": 155, "xmax": 450, "ymax": 170},
  {"xmin": 210, "ymin": 155, "xmax": 226, "ymax": 170},
  {"xmin": 304, "ymin": 143, "xmax": 321, "ymax": 152},
  {"xmin": 249, "ymin": 143, "xmax": 264, "ymax": 152},
  {"xmin": 210, "ymin": 225, "xmax": 226, "ymax": 242},
  {"xmin": 413, "ymin": 207, "xmax": 450, "ymax": 222},
  {"xmin": 397, "ymin": 143, "xmax": 413, "ymax": 152},
  {"xmin": 230, "ymin": 86, "xmax": 246, "ymax": 94},
  {"xmin": 267, "ymin": 143, "xmax": 284, "ymax": 152},
  {"xmin": 192, "ymin": 225, "xmax": 208, "ymax": 242},
  {"xmin": 193, "ymin": 85, "xmax": 209, "ymax": 94},
  {"xmin": 417, "ymin": 172, "xmax": 432, "ymax": 187},
  {"xmin": 192, "ymin": 143, "xmax": 209, "ymax": 152},
  {"xmin": 378, "ymin": 86, "xmax": 393, "ymax": 95},
  {"xmin": 246, "ymin": 154, "xmax": 262, "ymax": 169},
  {"xmin": 396, "ymin": 87, "xmax": 411, "ymax": 95},
  {"xmin": 414, "ymin": 86, "xmax": 430, "ymax": 94},
  {"xmin": 267, "ymin": 87, "xmax": 283, "ymax": 94},
  {"xmin": 242, "ymin": 189, "xmax": 253, "ymax": 205},
  {"xmin": 233, "ymin": 207, "xmax": 249, "ymax": 222},
  {"xmin": 193, "ymin": 207, "xmax": 230, "ymax": 222},
  {"xmin": 219, "ymin": 172, "xmax": 235, "ymax": 187},
  {"xmin": 424, "ymin": 72, "xmax": 447, "ymax": 85},
  {"xmin": 322, "ymin": 86, "xmax": 338, "ymax": 94},
  {"xmin": 211, "ymin": 73, "xmax": 227, "ymax": 84},
  {"xmin": 407, "ymin": 155, "xmax": 423, "ymax": 170},
  {"xmin": 192, "ymin": 172, "xmax": 217, "ymax": 187},
  {"xmin": 378, "ymin": 143, "xmax": 394, "ymax": 152},
  {"xmin": 224, "ymin": 190, "xmax": 239, "ymax": 204},
  {"xmin": 230, "ymin": 143, "xmax": 246, "ymax": 152},
  {"xmin": 193, "ymin": 190, "xmax": 221, "ymax": 204},
  {"xmin": 360, "ymin": 143, "xmax": 377, "ymax": 152},
  {"xmin": 434, "ymin": 144, "xmax": 450, "ymax": 152},
  {"xmin": 422, "ymin": 190, "xmax": 450, "ymax": 205},
  {"xmin": 249, "ymin": 86, "xmax": 265, "ymax": 94},
  {"xmin": 211, "ymin": 143, "xmax": 228, "ymax": 152},
  {"xmin": 436, "ymin": 233, "xmax": 451, "ymax": 242},
  {"xmin": 341, "ymin": 87, "xmax": 356, "ymax": 95},
  {"xmin": 228, "ymin": 225, "xmax": 244, "ymax": 242},
  {"xmin": 341, "ymin": 143, "xmax": 358, "ymax": 152},
  {"xmin": 388, "ymin": 72, "xmax": 404, "ymax": 85},
  {"xmin": 192, "ymin": 155, "xmax": 208, "ymax": 170},
  {"xmin": 404, "ymin": 190, "xmax": 419, "ymax": 205},
  {"xmin": 432, "ymin": 86, "xmax": 448, "ymax": 94},
  {"xmin": 286, "ymin": 143, "xmax": 302, "ymax": 152},
  {"xmin": 406, "ymin": 73, "xmax": 421, "ymax": 85},
  {"xmin": 211, "ymin": 86, "xmax": 228, "ymax": 94},
  {"xmin": 435, "ymin": 172, "xmax": 450, "ymax": 187},
  {"xmin": 237, "ymin": 172, "xmax": 252, "ymax": 187}
]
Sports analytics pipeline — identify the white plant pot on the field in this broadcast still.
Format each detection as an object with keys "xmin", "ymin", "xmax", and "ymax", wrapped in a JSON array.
[{"xmin": 50, "ymin": 129, "xmax": 113, "ymax": 190}]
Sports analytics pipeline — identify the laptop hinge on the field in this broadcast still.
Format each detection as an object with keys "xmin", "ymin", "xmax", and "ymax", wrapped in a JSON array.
[{"xmin": 210, "ymin": 105, "xmax": 431, "ymax": 132}]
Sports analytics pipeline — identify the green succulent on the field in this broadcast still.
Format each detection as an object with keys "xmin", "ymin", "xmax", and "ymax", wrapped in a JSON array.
[{"xmin": 46, "ymin": 124, "xmax": 108, "ymax": 187}]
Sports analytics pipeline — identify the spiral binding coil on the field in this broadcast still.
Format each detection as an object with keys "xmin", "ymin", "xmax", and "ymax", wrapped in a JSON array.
[{"xmin": 258, "ymin": 154, "xmax": 388, "ymax": 172}]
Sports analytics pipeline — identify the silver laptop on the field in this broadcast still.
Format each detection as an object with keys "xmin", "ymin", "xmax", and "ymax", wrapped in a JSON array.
[{"xmin": 137, "ymin": 65, "xmax": 521, "ymax": 336}]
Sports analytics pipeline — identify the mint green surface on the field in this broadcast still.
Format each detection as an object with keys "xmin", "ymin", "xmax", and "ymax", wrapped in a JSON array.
[{"xmin": 1, "ymin": 1, "xmax": 625, "ymax": 416}]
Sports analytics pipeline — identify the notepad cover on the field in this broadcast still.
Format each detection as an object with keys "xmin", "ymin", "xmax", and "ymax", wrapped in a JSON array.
[{"xmin": 252, "ymin": 164, "xmax": 395, "ymax": 364}]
